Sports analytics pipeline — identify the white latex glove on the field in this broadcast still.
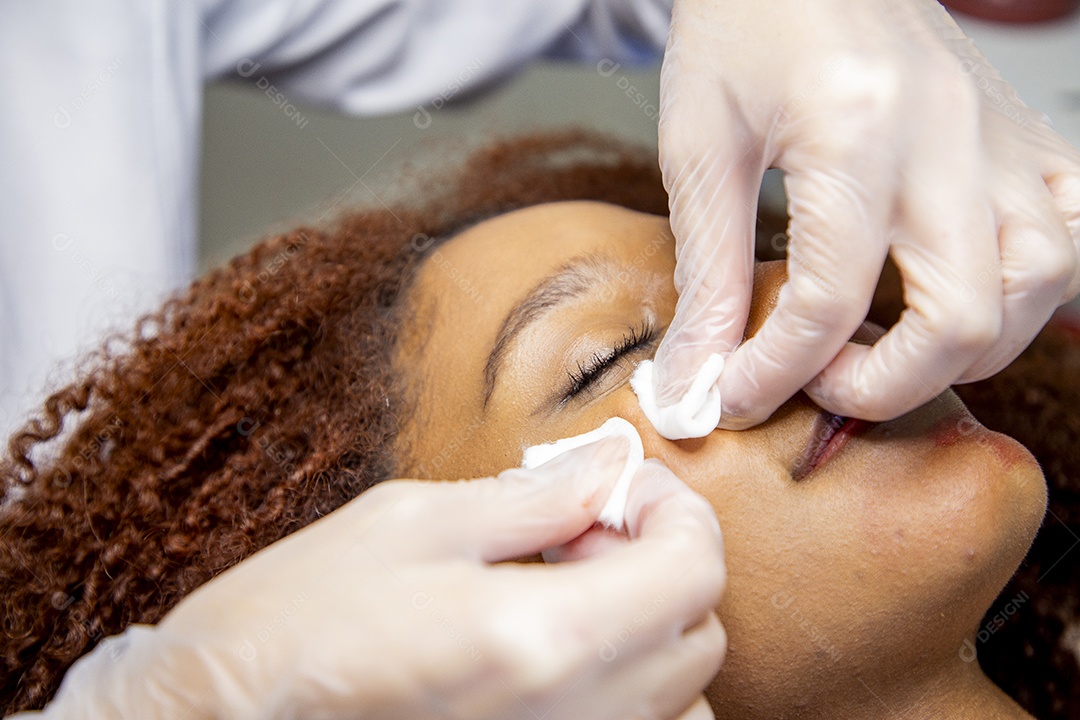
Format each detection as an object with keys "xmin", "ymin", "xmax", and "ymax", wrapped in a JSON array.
[
  {"xmin": 652, "ymin": 0, "xmax": 1080, "ymax": 433},
  {"xmin": 13, "ymin": 437, "xmax": 725, "ymax": 720}
]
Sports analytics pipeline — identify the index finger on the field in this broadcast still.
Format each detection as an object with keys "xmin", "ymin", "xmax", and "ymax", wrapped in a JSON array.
[
  {"xmin": 714, "ymin": 142, "xmax": 894, "ymax": 428},
  {"xmin": 654, "ymin": 44, "xmax": 761, "ymax": 410}
]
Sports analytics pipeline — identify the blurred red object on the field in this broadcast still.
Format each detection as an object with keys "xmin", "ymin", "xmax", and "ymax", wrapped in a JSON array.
[{"xmin": 942, "ymin": 0, "xmax": 1079, "ymax": 23}]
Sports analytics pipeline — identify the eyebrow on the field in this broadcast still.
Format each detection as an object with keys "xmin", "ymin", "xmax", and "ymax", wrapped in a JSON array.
[{"xmin": 482, "ymin": 253, "xmax": 619, "ymax": 408}]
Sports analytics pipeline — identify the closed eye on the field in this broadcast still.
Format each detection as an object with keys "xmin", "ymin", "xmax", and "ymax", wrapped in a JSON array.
[{"xmin": 562, "ymin": 320, "xmax": 659, "ymax": 403}]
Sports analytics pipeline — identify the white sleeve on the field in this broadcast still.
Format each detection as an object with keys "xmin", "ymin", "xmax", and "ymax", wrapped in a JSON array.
[
  {"xmin": 0, "ymin": 0, "xmax": 203, "ymax": 438},
  {"xmin": 200, "ymin": 0, "xmax": 672, "ymax": 114}
]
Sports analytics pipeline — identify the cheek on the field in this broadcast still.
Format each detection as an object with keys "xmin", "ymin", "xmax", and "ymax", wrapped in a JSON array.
[{"xmin": 597, "ymin": 387, "xmax": 814, "ymax": 611}]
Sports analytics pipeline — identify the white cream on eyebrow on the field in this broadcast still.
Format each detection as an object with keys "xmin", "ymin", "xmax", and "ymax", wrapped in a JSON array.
[{"xmin": 521, "ymin": 416, "xmax": 645, "ymax": 531}]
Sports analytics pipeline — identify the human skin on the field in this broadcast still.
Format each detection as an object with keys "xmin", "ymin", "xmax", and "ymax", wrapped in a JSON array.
[{"xmin": 393, "ymin": 201, "xmax": 1048, "ymax": 719}]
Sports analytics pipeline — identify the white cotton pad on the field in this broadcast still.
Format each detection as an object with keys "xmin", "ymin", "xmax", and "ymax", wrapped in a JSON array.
[
  {"xmin": 521, "ymin": 417, "xmax": 645, "ymax": 531},
  {"xmin": 629, "ymin": 353, "xmax": 724, "ymax": 440}
]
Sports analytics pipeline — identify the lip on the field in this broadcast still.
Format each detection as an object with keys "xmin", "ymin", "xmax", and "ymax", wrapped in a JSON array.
[{"xmin": 792, "ymin": 411, "xmax": 876, "ymax": 481}]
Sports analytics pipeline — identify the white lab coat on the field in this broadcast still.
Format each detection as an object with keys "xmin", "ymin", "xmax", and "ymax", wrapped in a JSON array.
[{"xmin": 0, "ymin": 0, "xmax": 670, "ymax": 438}]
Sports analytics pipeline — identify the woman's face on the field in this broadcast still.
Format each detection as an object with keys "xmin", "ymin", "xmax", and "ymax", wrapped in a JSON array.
[{"xmin": 395, "ymin": 201, "xmax": 1047, "ymax": 713}]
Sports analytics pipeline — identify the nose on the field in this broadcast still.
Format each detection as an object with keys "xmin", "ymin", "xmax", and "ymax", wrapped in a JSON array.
[
  {"xmin": 743, "ymin": 260, "xmax": 788, "ymax": 341},
  {"xmin": 745, "ymin": 259, "xmax": 882, "ymax": 346},
  {"xmin": 622, "ymin": 259, "xmax": 799, "ymax": 455},
  {"xmin": 624, "ymin": 260, "xmax": 790, "ymax": 449}
]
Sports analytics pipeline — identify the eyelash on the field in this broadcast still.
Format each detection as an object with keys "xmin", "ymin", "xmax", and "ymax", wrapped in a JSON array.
[{"xmin": 564, "ymin": 320, "xmax": 659, "ymax": 401}]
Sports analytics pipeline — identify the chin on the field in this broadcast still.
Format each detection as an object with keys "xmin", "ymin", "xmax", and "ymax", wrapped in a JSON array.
[{"xmin": 931, "ymin": 417, "xmax": 1048, "ymax": 611}]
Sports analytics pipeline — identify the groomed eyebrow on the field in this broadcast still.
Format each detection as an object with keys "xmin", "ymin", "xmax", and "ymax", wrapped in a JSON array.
[{"xmin": 482, "ymin": 253, "xmax": 619, "ymax": 408}]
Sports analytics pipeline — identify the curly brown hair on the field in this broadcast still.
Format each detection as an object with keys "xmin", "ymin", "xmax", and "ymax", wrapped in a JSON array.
[{"xmin": 1, "ymin": 132, "xmax": 1077, "ymax": 718}]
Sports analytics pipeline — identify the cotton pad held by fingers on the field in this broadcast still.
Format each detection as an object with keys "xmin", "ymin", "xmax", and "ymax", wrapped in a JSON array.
[
  {"xmin": 630, "ymin": 353, "xmax": 724, "ymax": 440},
  {"xmin": 521, "ymin": 417, "xmax": 645, "ymax": 531}
]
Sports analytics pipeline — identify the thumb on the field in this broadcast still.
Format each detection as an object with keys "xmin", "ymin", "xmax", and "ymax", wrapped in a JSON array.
[{"xmin": 427, "ymin": 435, "xmax": 630, "ymax": 564}]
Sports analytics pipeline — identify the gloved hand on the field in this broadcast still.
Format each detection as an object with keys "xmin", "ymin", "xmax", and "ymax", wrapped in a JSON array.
[
  {"xmin": 15, "ymin": 437, "xmax": 726, "ymax": 720},
  {"xmin": 652, "ymin": 0, "xmax": 1080, "ymax": 434}
]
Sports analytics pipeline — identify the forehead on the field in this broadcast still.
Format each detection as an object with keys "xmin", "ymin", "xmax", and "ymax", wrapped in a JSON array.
[
  {"xmin": 397, "ymin": 200, "xmax": 673, "ymax": 475},
  {"xmin": 426, "ymin": 200, "xmax": 670, "ymax": 288}
]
